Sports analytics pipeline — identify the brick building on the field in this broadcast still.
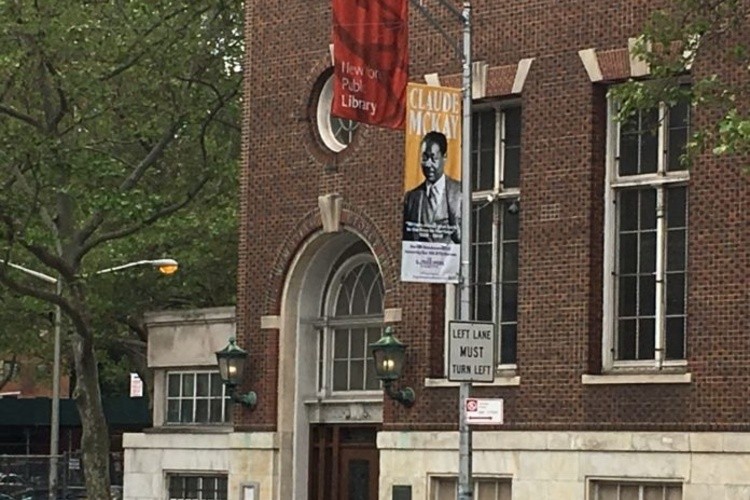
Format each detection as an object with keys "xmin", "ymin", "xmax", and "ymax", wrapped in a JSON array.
[{"xmin": 123, "ymin": 1, "xmax": 749, "ymax": 499}]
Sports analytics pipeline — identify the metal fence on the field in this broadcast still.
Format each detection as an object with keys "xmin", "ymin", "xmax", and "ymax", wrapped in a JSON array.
[{"xmin": 0, "ymin": 453, "xmax": 122, "ymax": 499}]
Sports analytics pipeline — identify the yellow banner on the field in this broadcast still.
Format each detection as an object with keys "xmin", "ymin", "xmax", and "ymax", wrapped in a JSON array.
[
  {"xmin": 401, "ymin": 83, "xmax": 462, "ymax": 283},
  {"xmin": 404, "ymin": 83, "xmax": 462, "ymax": 191}
]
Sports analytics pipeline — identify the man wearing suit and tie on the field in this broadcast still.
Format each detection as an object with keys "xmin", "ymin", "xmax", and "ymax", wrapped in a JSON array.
[{"xmin": 403, "ymin": 131, "xmax": 462, "ymax": 243}]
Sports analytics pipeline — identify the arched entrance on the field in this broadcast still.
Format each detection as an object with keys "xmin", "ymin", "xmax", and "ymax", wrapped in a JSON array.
[{"xmin": 276, "ymin": 230, "xmax": 383, "ymax": 500}]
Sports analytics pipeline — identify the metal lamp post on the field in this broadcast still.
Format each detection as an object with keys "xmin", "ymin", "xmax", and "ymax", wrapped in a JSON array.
[{"xmin": 0, "ymin": 257, "xmax": 179, "ymax": 500}]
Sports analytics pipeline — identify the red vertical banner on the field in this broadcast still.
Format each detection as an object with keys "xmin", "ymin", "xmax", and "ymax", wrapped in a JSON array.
[{"xmin": 332, "ymin": 0, "xmax": 408, "ymax": 129}]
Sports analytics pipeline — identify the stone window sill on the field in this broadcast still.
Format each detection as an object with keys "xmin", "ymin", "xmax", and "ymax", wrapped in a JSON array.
[{"xmin": 582, "ymin": 372, "xmax": 691, "ymax": 385}]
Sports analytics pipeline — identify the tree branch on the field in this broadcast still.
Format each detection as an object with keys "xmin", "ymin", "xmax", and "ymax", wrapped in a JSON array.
[
  {"xmin": 119, "ymin": 119, "xmax": 183, "ymax": 191},
  {"xmin": 0, "ymin": 103, "xmax": 43, "ymax": 130},
  {"xmin": 79, "ymin": 175, "xmax": 209, "ymax": 256}
]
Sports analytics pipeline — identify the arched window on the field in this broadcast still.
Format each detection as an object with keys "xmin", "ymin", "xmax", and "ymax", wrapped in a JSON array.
[{"xmin": 317, "ymin": 254, "xmax": 383, "ymax": 394}]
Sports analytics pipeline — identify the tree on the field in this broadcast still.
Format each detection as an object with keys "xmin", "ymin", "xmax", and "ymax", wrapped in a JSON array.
[
  {"xmin": 611, "ymin": 0, "xmax": 750, "ymax": 162},
  {"xmin": 0, "ymin": 1, "xmax": 242, "ymax": 498}
]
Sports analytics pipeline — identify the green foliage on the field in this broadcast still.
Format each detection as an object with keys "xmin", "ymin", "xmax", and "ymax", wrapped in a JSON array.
[
  {"xmin": 0, "ymin": 1, "xmax": 242, "ymax": 495},
  {"xmin": 610, "ymin": 0, "xmax": 749, "ymax": 166}
]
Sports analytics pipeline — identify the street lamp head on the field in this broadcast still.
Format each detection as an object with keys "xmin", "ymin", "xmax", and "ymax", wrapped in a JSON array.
[
  {"xmin": 369, "ymin": 326, "xmax": 415, "ymax": 407},
  {"xmin": 153, "ymin": 259, "xmax": 179, "ymax": 275},
  {"xmin": 215, "ymin": 337, "xmax": 257, "ymax": 408}
]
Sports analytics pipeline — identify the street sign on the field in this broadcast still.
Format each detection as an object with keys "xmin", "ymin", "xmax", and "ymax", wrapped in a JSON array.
[
  {"xmin": 465, "ymin": 398, "xmax": 503, "ymax": 425},
  {"xmin": 447, "ymin": 321, "xmax": 496, "ymax": 382}
]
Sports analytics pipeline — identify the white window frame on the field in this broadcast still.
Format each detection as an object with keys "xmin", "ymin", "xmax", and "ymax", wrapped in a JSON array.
[
  {"xmin": 315, "ymin": 253, "xmax": 384, "ymax": 398},
  {"xmin": 166, "ymin": 472, "xmax": 228, "ymax": 500},
  {"xmin": 316, "ymin": 73, "xmax": 359, "ymax": 153},
  {"xmin": 602, "ymin": 96, "xmax": 690, "ymax": 372},
  {"xmin": 446, "ymin": 102, "xmax": 521, "ymax": 373},
  {"xmin": 429, "ymin": 475, "xmax": 512, "ymax": 500},
  {"xmin": 588, "ymin": 478, "xmax": 683, "ymax": 500},
  {"xmin": 164, "ymin": 370, "xmax": 231, "ymax": 425}
]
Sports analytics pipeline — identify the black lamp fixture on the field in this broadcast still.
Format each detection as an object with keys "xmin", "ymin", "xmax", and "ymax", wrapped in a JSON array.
[
  {"xmin": 215, "ymin": 337, "xmax": 257, "ymax": 408},
  {"xmin": 369, "ymin": 326, "xmax": 415, "ymax": 407}
]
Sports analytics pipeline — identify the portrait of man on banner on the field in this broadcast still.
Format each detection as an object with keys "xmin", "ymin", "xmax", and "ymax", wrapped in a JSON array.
[
  {"xmin": 402, "ymin": 131, "xmax": 461, "ymax": 243},
  {"xmin": 401, "ymin": 83, "xmax": 462, "ymax": 284}
]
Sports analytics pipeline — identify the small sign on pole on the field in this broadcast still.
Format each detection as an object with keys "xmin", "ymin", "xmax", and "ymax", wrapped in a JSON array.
[
  {"xmin": 465, "ymin": 398, "xmax": 503, "ymax": 425},
  {"xmin": 129, "ymin": 372, "xmax": 143, "ymax": 398},
  {"xmin": 448, "ymin": 321, "xmax": 496, "ymax": 382}
]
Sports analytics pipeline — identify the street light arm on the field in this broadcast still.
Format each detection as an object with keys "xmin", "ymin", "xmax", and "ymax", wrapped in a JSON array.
[
  {"xmin": 94, "ymin": 259, "xmax": 178, "ymax": 275},
  {"xmin": 0, "ymin": 267, "xmax": 88, "ymax": 335}
]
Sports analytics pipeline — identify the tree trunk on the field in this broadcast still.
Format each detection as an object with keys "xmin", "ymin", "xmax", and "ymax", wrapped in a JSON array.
[{"xmin": 71, "ymin": 333, "xmax": 112, "ymax": 500}]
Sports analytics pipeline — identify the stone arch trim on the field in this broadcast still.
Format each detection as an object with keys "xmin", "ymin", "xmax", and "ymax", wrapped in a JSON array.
[
  {"xmin": 578, "ymin": 38, "xmax": 651, "ymax": 83},
  {"xmin": 263, "ymin": 205, "xmax": 400, "ymax": 316}
]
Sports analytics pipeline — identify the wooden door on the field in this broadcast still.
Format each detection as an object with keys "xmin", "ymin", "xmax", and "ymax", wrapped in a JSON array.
[{"xmin": 309, "ymin": 425, "xmax": 379, "ymax": 500}]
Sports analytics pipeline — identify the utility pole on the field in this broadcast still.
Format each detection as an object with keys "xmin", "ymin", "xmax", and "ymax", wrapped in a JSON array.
[
  {"xmin": 457, "ymin": 4, "xmax": 473, "ymax": 499},
  {"xmin": 409, "ymin": 1, "xmax": 473, "ymax": 497}
]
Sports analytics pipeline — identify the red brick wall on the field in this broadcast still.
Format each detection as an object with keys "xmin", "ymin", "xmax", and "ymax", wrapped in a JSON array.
[{"xmin": 238, "ymin": 0, "xmax": 750, "ymax": 431}]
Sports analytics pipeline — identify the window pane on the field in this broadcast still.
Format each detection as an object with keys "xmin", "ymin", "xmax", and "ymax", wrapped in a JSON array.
[
  {"xmin": 620, "ymin": 484, "xmax": 639, "ymax": 500},
  {"xmin": 666, "ymin": 273, "xmax": 685, "ymax": 314},
  {"xmin": 210, "ymin": 373, "xmax": 223, "ymax": 397},
  {"xmin": 638, "ymin": 318, "xmax": 655, "ymax": 359},
  {"xmin": 180, "ymin": 400, "xmax": 193, "ymax": 423},
  {"xmin": 500, "ymin": 324, "xmax": 517, "ymax": 365},
  {"xmin": 475, "ymin": 284, "xmax": 492, "ymax": 321},
  {"xmin": 666, "ymin": 317, "xmax": 686, "ymax": 359},
  {"xmin": 334, "ymin": 329, "xmax": 349, "ymax": 358},
  {"xmin": 618, "ymin": 276, "xmax": 637, "ymax": 317},
  {"xmin": 350, "ymin": 360, "xmax": 364, "ymax": 390},
  {"xmin": 666, "ymin": 485, "xmax": 683, "ymax": 500},
  {"xmin": 475, "ymin": 202, "xmax": 493, "ymax": 242},
  {"xmin": 640, "ymin": 189, "xmax": 656, "ymax": 230},
  {"xmin": 640, "ymin": 231, "xmax": 656, "ymax": 273},
  {"xmin": 639, "ymin": 275, "xmax": 655, "ymax": 316},
  {"xmin": 619, "ymin": 125, "xmax": 639, "ymax": 176},
  {"xmin": 501, "ymin": 242, "xmax": 518, "ymax": 281},
  {"xmin": 477, "ymin": 244, "xmax": 493, "ymax": 283},
  {"xmin": 473, "ymin": 110, "xmax": 496, "ymax": 192},
  {"xmin": 596, "ymin": 483, "xmax": 618, "ymax": 498},
  {"xmin": 333, "ymin": 360, "xmax": 348, "ymax": 391},
  {"xmin": 503, "ymin": 147, "xmax": 520, "ymax": 188},
  {"xmin": 168, "ymin": 374, "xmax": 180, "ymax": 397},
  {"xmin": 617, "ymin": 319, "xmax": 636, "ymax": 360},
  {"xmin": 667, "ymin": 101, "xmax": 690, "ymax": 172},
  {"xmin": 182, "ymin": 374, "xmax": 194, "ymax": 397},
  {"xmin": 618, "ymin": 233, "xmax": 638, "ymax": 274},
  {"xmin": 210, "ymin": 399, "xmax": 223, "ymax": 423},
  {"xmin": 502, "ymin": 203, "xmax": 519, "ymax": 238},
  {"xmin": 167, "ymin": 400, "xmax": 179, "ymax": 423},
  {"xmin": 667, "ymin": 186, "xmax": 687, "ymax": 228},
  {"xmin": 195, "ymin": 399, "xmax": 209, "ymax": 423},
  {"xmin": 351, "ymin": 328, "xmax": 366, "ymax": 358},
  {"xmin": 501, "ymin": 283, "xmax": 517, "ymax": 322},
  {"xmin": 196, "ymin": 373, "xmax": 209, "ymax": 397},
  {"xmin": 667, "ymin": 229, "xmax": 686, "ymax": 271},
  {"xmin": 618, "ymin": 190, "xmax": 638, "ymax": 231}
]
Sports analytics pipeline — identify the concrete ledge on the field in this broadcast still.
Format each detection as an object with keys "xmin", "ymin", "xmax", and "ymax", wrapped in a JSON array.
[
  {"xmin": 124, "ymin": 431, "xmax": 278, "ymax": 450},
  {"xmin": 424, "ymin": 376, "xmax": 520, "ymax": 388},
  {"xmin": 377, "ymin": 431, "xmax": 750, "ymax": 454},
  {"xmin": 582, "ymin": 373, "xmax": 691, "ymax": 385}
]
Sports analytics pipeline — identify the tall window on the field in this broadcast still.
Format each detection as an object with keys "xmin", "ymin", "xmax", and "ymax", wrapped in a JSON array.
[
  {"xmin": 166, "ymin": 371, "xmax": 230, "ymax": 424},
  {"xmin": 590, "ymin": 480, "xmax": 682, "ymax": 500},
  {"xmin": 470, "ymin": 105, "xmax": 521, "ymax": 365},
  {"xmin": 604, "ymin": 93, "xmax": 690, "ymax": 369},
  {"xmin": 168, "ymin": 474, "xmax": 228, "ymax": 500},
  {"xmin": 318, "ymin": 253, "xmax": 384, "ymax": 394}
]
